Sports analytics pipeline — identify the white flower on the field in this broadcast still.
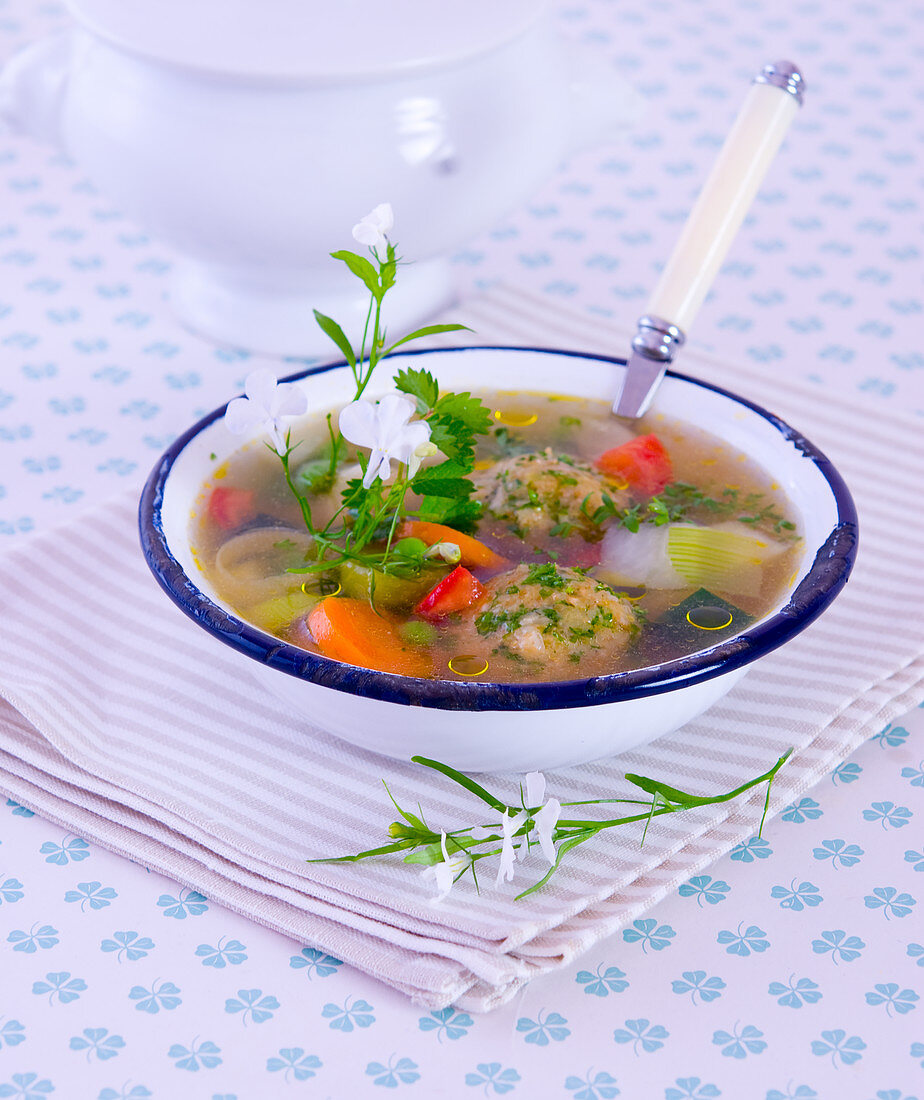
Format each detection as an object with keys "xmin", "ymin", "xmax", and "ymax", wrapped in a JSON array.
[
  {"xmin": 496, "ymin": 809, "xmax": 528, "ymax": 886},
  {"xmin": 533, "ymin": 798, "xmax": 562, "ymax": 865},
  {"xmin": 421, "ymin": 831, "xmax": 469, "ymax": 902},
  {"xmin": 224, "ymin": 368, "xmax": 308, "ymax": 455},
  {"xmin": 352, "ymin": 202, "xmax": 394, "ymax": 251},
  {"xmin": 339, "ymin": 393, "xmax": 431, "ymax": 489},
  {"xmin": 525, "ymin": 771, "xmax": 561, "ymax": 865}
]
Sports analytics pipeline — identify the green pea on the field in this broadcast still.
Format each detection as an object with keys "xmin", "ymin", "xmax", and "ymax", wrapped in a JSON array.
[{"xmin": 398, "ymin": 621, "xmax": 438, "ymax": 647}]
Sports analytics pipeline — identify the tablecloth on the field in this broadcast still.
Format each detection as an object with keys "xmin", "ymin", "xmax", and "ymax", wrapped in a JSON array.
[{"xmin": 1, "ymin": 0, "xmax": 923, "ymax": 1095}]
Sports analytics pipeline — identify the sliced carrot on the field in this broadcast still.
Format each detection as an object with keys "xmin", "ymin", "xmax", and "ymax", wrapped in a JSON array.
[
  {"xmin": 307, "ymin": 597, "xmax": 433, "ymax": 678},
  {"xmin": 414, "ymin": 566, "xmax": 485, "ymax": 620},
  {"xmin": 595, "ymin": 434, "xmax": 673, "ymax": 498},
  {"xmin": 398, "ymin": 520, "xmax": 508, "ymax": 572}
]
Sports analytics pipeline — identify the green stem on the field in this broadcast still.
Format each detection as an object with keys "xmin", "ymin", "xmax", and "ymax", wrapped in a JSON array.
[{"xmin": 278, "ymin": 439, "xmax": 315, "ymax": 535}]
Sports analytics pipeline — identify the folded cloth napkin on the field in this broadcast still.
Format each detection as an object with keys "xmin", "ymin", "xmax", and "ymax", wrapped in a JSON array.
[{"xmin": 1, "ymin": 289, "xmax": 922, "ymax": 1011}]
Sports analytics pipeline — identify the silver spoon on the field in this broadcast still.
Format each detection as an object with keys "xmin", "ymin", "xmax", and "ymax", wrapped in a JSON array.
[{"xmin": 613, "ymin": 60, "xmax": 805, "ymax": 419}]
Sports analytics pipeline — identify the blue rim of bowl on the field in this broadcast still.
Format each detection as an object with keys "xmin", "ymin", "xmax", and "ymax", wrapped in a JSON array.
[{"xmin": 139, "ymin": 345, "xmax": 859, "ymax": 712}]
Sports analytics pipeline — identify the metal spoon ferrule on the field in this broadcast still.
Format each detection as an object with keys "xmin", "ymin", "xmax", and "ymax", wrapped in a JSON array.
[{"xmin": 753, "ymin": 60, "xmax": 805, "ymax": 106}]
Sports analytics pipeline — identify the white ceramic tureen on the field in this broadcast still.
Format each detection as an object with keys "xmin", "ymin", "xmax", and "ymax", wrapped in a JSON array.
[
  {"xmin": 140, "ymin": 346, "xmax": 858, "ymax": 773},
  {"xmin": 0, "ymin": 0, "xmax": 640, "ymax": 354}
]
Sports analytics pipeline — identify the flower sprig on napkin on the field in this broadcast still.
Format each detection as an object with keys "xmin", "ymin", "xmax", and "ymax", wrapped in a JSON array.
[{"xmin": 312, "ymin": 750, "xmax": 792, "ymax": 901}]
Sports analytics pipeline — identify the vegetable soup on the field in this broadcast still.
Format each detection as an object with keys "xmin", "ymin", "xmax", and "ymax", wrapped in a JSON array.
[{"xmin": 192, "ymin": 390, "xmax": 802, "ymax": 682}]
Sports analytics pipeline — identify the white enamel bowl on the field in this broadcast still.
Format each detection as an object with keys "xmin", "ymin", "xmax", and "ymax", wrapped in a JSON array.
[{"xmin": 140, "ymin": 347, "xmax": 857, "ymax": 772}]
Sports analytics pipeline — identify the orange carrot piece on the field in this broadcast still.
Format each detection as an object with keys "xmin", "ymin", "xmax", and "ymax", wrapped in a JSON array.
[
  {"xmin": 307, "ymin": 597, "xmax": 433, "ymax": 678},
  {"xmin": 399, "ymin": 520, "xmax": 508, "ymax": 571}
]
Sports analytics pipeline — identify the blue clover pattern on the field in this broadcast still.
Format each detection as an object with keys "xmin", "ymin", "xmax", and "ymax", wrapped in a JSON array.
[
  {"xmin": 864, "ymin": 886, "xmax": 916, "ymax": 919},
  {"xmin": 768, "ymin": 976, "xmax": 822, "ymax": 1009},
  {"xmin": 729, "ymin": 837, "xmax": 772, "ymax": 862},
  {"xmin": 129, "ymin": 979, "xmax": 182, "ymax": 1014},
  {"xmin": 671, "ymin": 971, "xmax": 726, "ymax": 1004},
  {"xmin": 224, "ymin": 988, "xmax": 279, "ymax": 1025},
  {"xmin": 321, "ymin": 997, "xmax": 375, "ymax": 1032},
  {"xmin": 810, "ymin": 1029, "xmax": 866, "ymax": 1067},
  {"xmin": 288, "ymin": 946, "xmax": 341, "ymax": 977},
  {"xmin": 716, "ymin": 924, "xmax": 770, "ymax": 956},
  {"xmin": 1, "ymin": 0, "xmax": 924, "ymax": 1094},
  {"xmin": 365, "ymin": 1056, "xmax": 420, "ymax": 1087},
  {"xmin": 904, "ymin": 848, "xmax": 924, "ymax": 873},
  {"xmin": 515, "ymin": 1011, "xmax": 570, "ymax": 1045},
  {"xmin": 901, "ymin": 762, "xmax": 924, "ymax": 788},
  {"xmin": 168, "ymin": 1039, "xmax": 222, "ymax": 1071},
  {"xmin": 0, "ymin": 1074, "xmax": 55, "ymax": 1099},
  {"xmin": 0, "ymin": 1021, "xmax": 25, "ymax": 1050},
  {"xmin": 564, "ymin": 1069, "xmax": 620, "ymax": 1099},
  {"xmin": 622, "ymin": 919, "xmax": 675, "ymax": 952},
  {"xmin": 780, "ymin": 799, "xmax": 823, "ymax": 824},
  {"xmin": 266, "ymin": 1049, "xmax": 322, "ymax": 1082},
  {"xmin": 812, "ymin": 839, "xmax": 864, "ymax": 868},
  {"xmin": 419, "ymin": 1008, "xmax": 473, "ymax": 1041},
  {"xmin": 156, "ymin": 890, "xmax": 208, "ymax": 919},
  {"xmin": 812, "ymin": 930, "xmax": 866, "ymax": 964},
  {"xmin": 32, "ymin": 970, "xmax": 87, "ymax": 1004},
  {"xmin": 831, "ymin": 762, "xmax": 862, "ymax": 785},
  {"xmin": 196, "ymin": 938, "xmax": 247, "ymax": 967},
  {"xmin": 770, "ymin": 881, "xmax": 823, "ymax": 911},
  {"xmin": 665, "ymin": 1079, "xmax": 720, "ymax": 1099},
  {"xmin": 69, "ymin": 1028, "xmax": 125, "ymax": 1062},
  {"xmin": 39, "ymin": 836, "xmax": 89, "ymax": 865},
  {"xmin": 864, "ymin": 983, "xmax": 919, "ymax": 1016},
  {"xmin": 863, "ymin": 802, "xmax": 913, "ymax": 829},
  {"xmin": 0, "ymin": 879, "xmax": 24, "ymax": 905},
  {"xmin": 712, "ymin": 1024, "xmax": 766, "ymax": 1059},
  {"xmin": 612, "ymin": 1018, "xmax": 669, "ymax": 1054},
  {"xmin": 575, "ymin": 964, "xmax": 628, "ymax": 996},
  {"xmin": 678, "ymin": 876, "xmax": 730, "ymax": 906},
  {"xmin": 100, "ymin": 931, "xmax": 154, "ymax": 962},
  {"xmin": 464, "ymin": 1064, "xmax": 520, "ymax": 1095},
  {"xmin": 64, "ymin": 881, "xmax": 117, "ymax": 911},
  {"xmin": 872, "ymin": 723, "xmax": 910, "ymax": 749},
  {"xmin": 7, "ymin": 923, "xmax": 58, "ymax": 952}
]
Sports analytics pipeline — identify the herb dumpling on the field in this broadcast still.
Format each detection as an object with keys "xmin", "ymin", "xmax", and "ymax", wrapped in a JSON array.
[
  {"xmin": 461, "ymin": 562, "xmax": 639, "ymax": 673},
  {"xmin": 473, "ymin": 448, "xmax": 628, "ymax": 539}
]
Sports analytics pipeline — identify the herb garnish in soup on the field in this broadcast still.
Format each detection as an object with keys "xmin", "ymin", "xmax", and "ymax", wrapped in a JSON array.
[
  {"xmin": 195, "ymin": 380, "xmax": 801, "ymax": 683},
  {"xmin": 193, "ymin": 212, "xmax": 800, "ymax": 683}
]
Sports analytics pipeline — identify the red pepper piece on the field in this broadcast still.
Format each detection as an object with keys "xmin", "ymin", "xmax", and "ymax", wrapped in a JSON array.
[
  {"xmin": 595, "ymin": 433, "xmax": 673, "ymax": 497},
  {"xmin": 414, "ymin": 565, "xmax": 486, "ymax": 620},
  {"xmin": 208, "ymin": 486, "xmax": 255, "ymax": 529}
]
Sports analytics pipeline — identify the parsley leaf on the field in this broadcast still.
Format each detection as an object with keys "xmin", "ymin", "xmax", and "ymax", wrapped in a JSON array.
[{"xmin": 394, "ymin": 367, "xmax": 440, "ymax": 411}]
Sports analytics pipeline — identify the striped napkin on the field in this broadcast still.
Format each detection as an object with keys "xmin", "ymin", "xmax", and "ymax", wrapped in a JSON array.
[{"xmin": 1, "ymin": 288, "xmax": 922, "ymax": 1011}]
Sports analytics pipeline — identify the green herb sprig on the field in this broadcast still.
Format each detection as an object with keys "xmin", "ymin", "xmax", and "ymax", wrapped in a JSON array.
[{"xmin": 309, "ymin": 749, "xmax": 792, "ymax": 900}]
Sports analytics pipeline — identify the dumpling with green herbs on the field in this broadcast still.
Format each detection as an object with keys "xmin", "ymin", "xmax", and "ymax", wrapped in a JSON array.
[
  {"xmin": 473, "ymin": 449, "xmax": 628, "ymax": 540},
  {"xmin": 456, "ymin": 562, "xmax": 639, "ymax": 675}
]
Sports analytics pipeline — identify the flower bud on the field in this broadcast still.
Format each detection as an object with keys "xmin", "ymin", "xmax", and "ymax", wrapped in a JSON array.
[{"xmin": 423, "ymin": 541, "xmax": 461, "ymax": 564}]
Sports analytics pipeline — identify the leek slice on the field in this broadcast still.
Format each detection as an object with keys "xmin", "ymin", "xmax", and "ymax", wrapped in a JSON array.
[
  {"xmin": 667, "ymin": 521, "xmax": 785, "ymax": 597},
  {"xmin": 245, "ymin": 585, "xmax": 321, "ymax": 634},
  {"xmin": 600, "ymin": 520, "xmax": 787, "ymax": 596}
]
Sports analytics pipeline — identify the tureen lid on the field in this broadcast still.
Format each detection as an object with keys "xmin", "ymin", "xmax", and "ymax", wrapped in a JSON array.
[{"xmin": 64, "ymin": 0, "xmax": 543, "ymax": 82}]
